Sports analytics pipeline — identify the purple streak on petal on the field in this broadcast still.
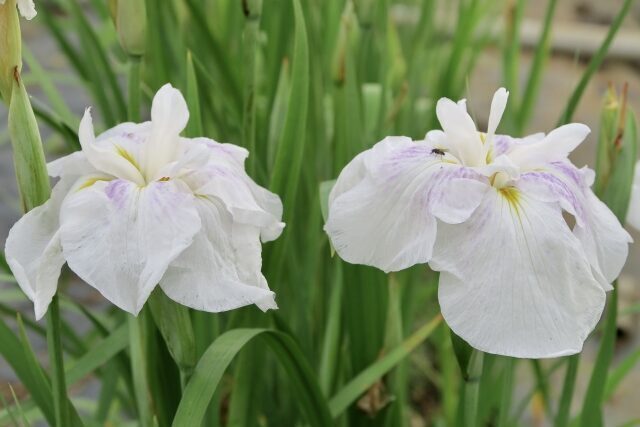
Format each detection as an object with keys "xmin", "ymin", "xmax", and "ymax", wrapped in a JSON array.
[
  {"xmin": 519, "ymin": 169, "xmax": 586, "ymax": 224},
  {"xmin": 493, "ymin": 135, "xmax": 513, "ymax": 156},
  {"xmin": 105, "ymin": 179, "xmax": 131, "ymax": 208},
  {"xmin": 549, "ymin": 161, "xmax": 584, "ymax": 187}
]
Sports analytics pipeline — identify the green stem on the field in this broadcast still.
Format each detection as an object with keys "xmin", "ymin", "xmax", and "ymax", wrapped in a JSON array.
[
  {"xmin": 497, "ymin": 358, "xmax": 515, "ymax": 427},
  {"xmin": 241, "ymin": 0, "xmax": 263, "ymax": 175},
  {"xmin": 128, "ymin": 314, "xmax": 152, "ymax": 427},
  {"xmin": 46, "ymin": 295, "xmax": 68, "ymax": 427},
  {"xmin": 461, "ymin": 350, "xmax": 483, "ymax": 427},
  {"xmin": 555, "ymin": 355, "xmax": 579, "ymax": 427},
  {"xmin": 127, "ymin": 56, "xmax": 141, "ymax": 122}
]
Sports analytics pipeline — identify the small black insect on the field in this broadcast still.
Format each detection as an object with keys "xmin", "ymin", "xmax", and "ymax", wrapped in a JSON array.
[{"xmin": 431, "ymin": 148, "xmax": 445, "ymax": 156}]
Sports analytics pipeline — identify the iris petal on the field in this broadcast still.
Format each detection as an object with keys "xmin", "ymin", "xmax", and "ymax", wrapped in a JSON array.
[
  {"xmin": 431, "ymin": 187, "xmax": 605, "ymax": 358},
  {"xmin": 160, "ymin": 198, "xmax": 276, "ymax": 313},
  {"xmin": 325, "ymin": 136, "xmax": 488, "ymax": 272},
  {"xmin": 4, "ymin": 177, "xmax": 74, "ymax": 320},
  {"xmin": 59, "ymin": 179, "xmax": 201, "ymax": 315}
]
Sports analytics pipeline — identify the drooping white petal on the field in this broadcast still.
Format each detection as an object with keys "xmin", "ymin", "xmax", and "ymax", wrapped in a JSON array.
[
  {"xmin": 485, "ymin": 88, "xmax": 509, "ymax": 147},
  {"xmin": 160, "ymin": 197, "xmax": 276, "ymax": 312},
  {"xmin": 627, "ymin": 161, "xmax": 640, "ymax": 231},
  {"xmin": 17, "ymin": 0, "xmax": 36, "ymax": 20},
  {"xmin": 325, "ymin": 136, "xmax": 488, "ymax": 272},
  {"xmin": 59, "ymin": 179, "xmax": 201, "ymax": 315},
  {"xmin": 141, "ymin": 84, "xmax": 189, "ymax": 180},
  {"xmin": 78, "ymin": 109, "xmax": 146, "ymax": 185},
  {"xmin": 508, "ymin": 123, "xmax": 590, "ymax": 168},
  {"xmin": 436, "ymin": 97, "xmax": 484, "ymax": 166},
  {"xmin": 431, "ymin": 187, "xmax": 606, "ymax": 358},
  {"xmin": 4, "ymin": 178, "xmax": 74, "ymax": 320},
  {"xmin": 518, "ymin": 162, "xmax": 631, "ymax": 289},
  {"xmin": 182, "ymin": 138, "xmax": 284, "ymax": 241}
]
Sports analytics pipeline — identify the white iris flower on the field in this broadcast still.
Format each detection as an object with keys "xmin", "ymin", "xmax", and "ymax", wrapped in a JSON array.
[
  {"xmin": 325, "ymin": 88, "xmax": 631, "ymax": 358},
  {"xmin": 5, "ymin": 84, "xmax": 284, "ymax": 319},
  {"xmin": 0, "ymin": 0, "xmax": 36, "ymax": 20}
]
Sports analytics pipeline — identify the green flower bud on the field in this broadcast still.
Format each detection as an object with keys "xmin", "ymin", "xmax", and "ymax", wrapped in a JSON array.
[
  {"xmin": 8, "ymin": 69, "xmax": 51, "ymax": 212},
  {"xmin": 113, "ymin": 0, "xmax": 147, "ymax": 57},
  {"xmin": 0, "ymin": 0, "xmax": 22, "ymax": 102},
  {"xmin": 595, "ymin": 84, "xmax": 638, "ymax": 222}
]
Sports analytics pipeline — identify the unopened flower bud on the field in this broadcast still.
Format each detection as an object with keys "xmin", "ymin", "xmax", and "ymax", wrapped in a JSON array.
[
  {"xmin": 113, "ymin": 0, "xmax": 147, "ymax": 57},
  {"xmin": 0, "ymin": 0, "xmax": 22, "ymax": 102}
]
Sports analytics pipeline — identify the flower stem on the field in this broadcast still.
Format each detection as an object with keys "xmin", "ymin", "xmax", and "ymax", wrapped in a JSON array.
[
  {"xmin": 241, "ymin": 0, "xmax": 262, "ymax": 176},
  {"xmin": 46, "ymin": 295, "xmax": 69, "ymax": 427},
  {"xmin": 555, "ymin": 354, "xmax": 579, "ymax": 427},
  {"xmin": 128, "ymin": 313, "xmax": 152, "ymax": 427},
  {"xmin": 497, "ymin": 357, "xmax": 515, "ymax": 427},
  {"xmin": 461, "ymin": 350, "xmax": 483, "ymax": 427},
  {"xmin": 127, "ymin": 56, "xmax": 141, "ymax": 122}
]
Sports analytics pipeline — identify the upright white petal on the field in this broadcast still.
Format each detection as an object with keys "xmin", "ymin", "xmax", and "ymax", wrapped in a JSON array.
[
  {"xmin": 627, "ymin": 161, "xmax": 640, "ymax": 231},
  {"xmin": 508, "ymin": 123, "xmax": 590, "ymax": 168},
  {"xmin": 160, "ymin": 198, "xmax": 276, "ymax": 313},
  {"xmin": 325, "ymin": 136, "xmax": 488, "ymax": 272},
  {"xmin": 485, "ymin": 88, "xmax": 509, "ymax": 148},
  {"xmin": 78, "ymin": 109, "xmax": 146, "ymax": 185},
  {"xmin": 4, "ymin": 178, "xmax": 73, "ymax": 320},
  {"xmin": 431, "ymin": 187, "xmax": 605, "ymax": 358},
  {"xmin": 436, "ymin": 98, "xmax": 484, "ymax": 166},
  {"xmin": 59, "ymin": 179, "xmax": 201, "ymax": 315},
  {"xmin": 141, "ymin": 84, "xmax": 189, "ymax": 180}
]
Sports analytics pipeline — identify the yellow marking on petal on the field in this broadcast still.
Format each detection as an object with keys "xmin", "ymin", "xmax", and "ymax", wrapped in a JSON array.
[
  {"xmin": 158, "ymin": 176, "xmax": 170, "ymax": 182},
  {"xmin": 499, "ymin": 186, "xmax": 520, "ymax": 213},
  {"xmin": 77, "ymin": 177, "xmax": 109, "ymax": 191},
  {"xmin": 115, "ymin": 145, "xmax": 141, "ymax": 170}
]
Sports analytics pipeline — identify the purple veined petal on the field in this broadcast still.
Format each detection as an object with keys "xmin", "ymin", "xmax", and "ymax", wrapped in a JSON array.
[
  {"xmin": 160, "ymin": 197, "xmax": 276, "ymax": 313},
  {"xmin": 518, "ymin": 161, "xmax": 631, "ymax": 290},
  {"xmin": 4, "ymin": 177, "xmax": 76, "ymax": 320},
  {"xmin": 59, "ymin": 179, "xmax": 201, "ymax": 315},
  {"xmin": 325, "ymin": 136, "xmax": 489, "ymax": 273},
  {"xmin": 78, "ymin": 109, "xmax": 146, "ymax": 185},
  {"xmin": 431, "ymin": 187, "xmax": 605, "ymax": 358},
  {"xmin": 141, "ymin": 84, "xmax": 190, "ymax": 181},
  {"xmin": 488, "ymin": 133, "xmax": 545, "ymax": 160}
]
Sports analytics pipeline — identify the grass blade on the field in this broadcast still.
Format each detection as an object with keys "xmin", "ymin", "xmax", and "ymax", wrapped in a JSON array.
[
  {"xmin": 270, "ymin": 0, "xmax": 309, "ymax": 200},
  {"xmin": 172, "ymin": 328, "xmax": 333, "ymax": 427},
  {"xmin": 185, "ymin": 51, "xmax": 203, "ymax": 138},
  {"xmin": 557, "ymin": 0, "xmax": 633, "ymax": 125},
  {"xmin": 0, "ymin": 316, "xmax": 55, "ymax": 425},
  {"xmin": 578, "ymin": 288, "xmax": 618, "ymax": 426},
  {"xmin": 517, "ymin": 0, "xmax": 557, "ymax": 132},
  {"xmin": 46, "ymin": 296, "xmax": 70, "ymax": 427},
  {"xmin": 328, "ymin": 314, "xmax": 442, "ymax": 417}
]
